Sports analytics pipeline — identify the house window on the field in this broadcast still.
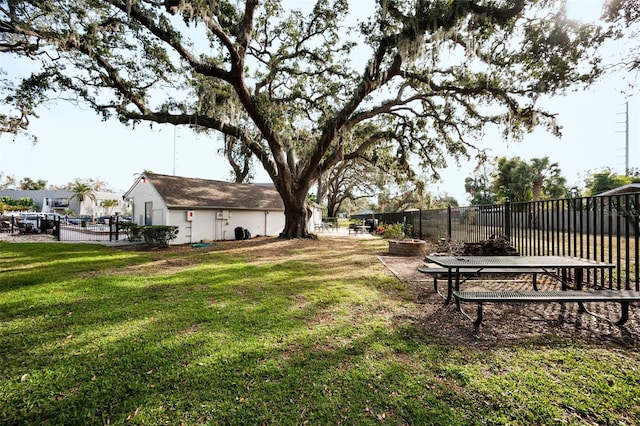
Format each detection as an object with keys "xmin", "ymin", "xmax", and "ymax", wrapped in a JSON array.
[
  {"xmin": 53, "ymin": 198, "xmax": 69, "ymax": 207},
  {"xmin": 145, "ymin": 202, "xmax": 153, "ymax": 226}
]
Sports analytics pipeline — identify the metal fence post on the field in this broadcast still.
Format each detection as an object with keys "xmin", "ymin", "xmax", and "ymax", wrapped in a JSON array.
[
  {"xmin": 447, "ymin": 205, "xmax": 452, "ymax": 241},
  {"xmin": 504, "ymin": 200, "xmax": 511, "ymax": 239},
  {"xmin": 54, "ymin": 217, "xmax": 61, "ymax": 241}
]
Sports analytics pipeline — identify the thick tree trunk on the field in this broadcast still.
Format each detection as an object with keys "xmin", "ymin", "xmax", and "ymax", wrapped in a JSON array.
[
  {"xmin": 279, "ymin": 192, "xmax": 312, "ymax": 239},
  {"xmin": 326, "ymin": 202, "xmax": 337, "ymax": 219},
  {"xmin": 327, "ymin": 203, "xmax": 344, "ymax": 219}
]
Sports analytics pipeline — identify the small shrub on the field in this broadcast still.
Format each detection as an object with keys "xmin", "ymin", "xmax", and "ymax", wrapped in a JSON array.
[
  {"xmin": 404, "ymin": 223, "xmax": 414, "ymax": 238},
  {"xmin": 118, "ymin": 223, "xmax": 143, "ymax": 242},
  {"xmin": 381, "ymin": 223, "xmax": 405, "ymax": 240},
  {"xmin": 118, "ymin": 224, "xmax": 178, "ymax": 247},
  {"xmin": 140, "ymin": 225, "xmax": 179, "ymax": 247}
]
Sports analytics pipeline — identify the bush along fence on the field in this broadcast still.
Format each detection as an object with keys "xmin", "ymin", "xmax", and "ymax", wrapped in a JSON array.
[
  {"xmin": 121, "ymin": 224, "xmax": 179, "ymax": 247},
  {"xmin": 353, "ymin": 193, "xmax": 640, "ymax": 291}
]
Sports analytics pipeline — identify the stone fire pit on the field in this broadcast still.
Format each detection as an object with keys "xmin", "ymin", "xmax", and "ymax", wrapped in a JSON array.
[{"xmin": 388, "ymin": 239, "xmax": 427, "ymax": 256}]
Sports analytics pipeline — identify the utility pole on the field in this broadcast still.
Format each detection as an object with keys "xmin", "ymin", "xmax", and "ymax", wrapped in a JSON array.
[
  {"xmin": 616, "ymin": 101, "xmax": 629, "ymax": 176},
  {"xmin": 173, "ymin": 125, "xmax": 180, "ymax": 176},
  {"xmin": 625, "ymin": 101, "xmax": 629, "ymax": 176}
]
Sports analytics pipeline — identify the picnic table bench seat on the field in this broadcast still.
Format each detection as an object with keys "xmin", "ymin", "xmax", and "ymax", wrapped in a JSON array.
[
  {"xmin": 348, "ymin": 223, "xmax": 368, "ymax": 235},
  {"xmin": 418, "ymin": 265, "xmax": 547, "ymax": 293},
  {"xmin": 453, "ymin": 289, "xmax": 640, "ymax": 326}
]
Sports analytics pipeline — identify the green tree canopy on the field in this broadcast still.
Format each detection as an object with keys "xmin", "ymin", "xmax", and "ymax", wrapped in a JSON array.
[
  {"xmin": 582, "ymin": 168, "xmax": 640, "ymax": 196},
  {"xmin": 64, "ymin": 178, "xmax": 111, "ymax": 192},
  {"xmin": 317, "ymin": 126, "xmax": 411, "ymax": 218},
  {"xmin": 319, "ymin": 159, "xmax": 382, "ymax": 219},
  {"xmin": 493, "ymin": 157, "xmax": 530, "ymax": 202},
  {"xmin": 475, "ymin": 156, "xmax": 567, "ymax": 203},
  {"xmin": 101, "ymin": 199, "xmax": 119, "ymax": 215},
  {"xmin": 376, "ymin": 179, "xmax": 458, "ymax": 212},
  {"xmin": 1, "ymin": 0, "xmax": 606, "ymax": 237},
  {"xmin": 19, "ymin": 177, "xmax": 47, "ymax": 190},
  {"xmin": 464, "ymin": 173, "xmax": 497, "ymax": 205},
  {"xmin": 603, "ymin": 0, "xmax": 640, "ymax": 74}
]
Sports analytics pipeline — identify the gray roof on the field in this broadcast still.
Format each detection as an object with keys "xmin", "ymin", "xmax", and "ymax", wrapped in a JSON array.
[
  {"xmin": 597, "ymin": 183, "xmax": 640, "ymax": 196},
  {"xmin": 144, "ymin": 173, "xmax": 284, "ymax": 211}
]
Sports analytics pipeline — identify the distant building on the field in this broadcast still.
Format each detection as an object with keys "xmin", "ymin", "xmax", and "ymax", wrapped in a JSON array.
[
  {"xmin": 354, "ymin": 209, "xmax": 376, "ymax": 217},
  {"xmin": 0, "ymin": 189, "xmax": 129, "ymax": 217}
]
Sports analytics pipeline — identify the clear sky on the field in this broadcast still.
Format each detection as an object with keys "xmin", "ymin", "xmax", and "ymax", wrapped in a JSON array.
[{"xmin": 1, "ymin": 0, "xmax": 634, "ymax": 205}]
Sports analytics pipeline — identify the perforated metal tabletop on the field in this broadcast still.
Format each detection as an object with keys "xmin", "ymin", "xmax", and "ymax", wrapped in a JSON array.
[
  {"xmin": 424, "ymin": 255, "xmax": 616, "ymax": 304},
  {"xmin": 425, "ymin": 256, "xmax": 615, "ymax": 269}
]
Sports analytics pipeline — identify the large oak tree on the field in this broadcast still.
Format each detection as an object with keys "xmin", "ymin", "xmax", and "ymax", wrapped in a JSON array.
[{"xmin": 1, "ymin": 0, "xmax": 604, "ymax": 237}]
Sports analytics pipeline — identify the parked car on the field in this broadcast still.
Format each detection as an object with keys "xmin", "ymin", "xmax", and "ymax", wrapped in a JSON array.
[
  {"xmin": 96, "ymin": 216, "xmax": 112, "ymax": 224},
  {"xmin": 18, "ymin": 213, "xmax": 41, "ymax": 226},
  {"xmin": 17, "ymin": 213, "xmax": 42, "ymax": 232},
  {"xmin": 68, "ymin": 215, "xmax": 93, "ymax": 226},
  {"xmin": 43, "ymin": 213, "xmax": 61, "ymax": 221}
]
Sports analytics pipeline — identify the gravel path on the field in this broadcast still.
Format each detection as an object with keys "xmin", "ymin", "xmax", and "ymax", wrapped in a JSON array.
[{"xmin": 0, "ymin": 232, "xmax": 58, "ymax": 242}]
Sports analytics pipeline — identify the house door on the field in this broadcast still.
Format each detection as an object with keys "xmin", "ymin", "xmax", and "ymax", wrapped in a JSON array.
[{"xmin": 145, "ymin": 202, "xmax": 153, "ymax": 226}]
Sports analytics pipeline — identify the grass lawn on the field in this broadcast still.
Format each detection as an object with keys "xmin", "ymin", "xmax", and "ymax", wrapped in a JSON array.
[{"xmin": 1, "ymin": 236, "xmax": 640, "ymax": 425}]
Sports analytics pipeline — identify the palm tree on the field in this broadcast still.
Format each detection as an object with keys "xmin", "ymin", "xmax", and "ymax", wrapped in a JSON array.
[
  {"xmin": 68, "ymin": 180, "xmax": 97, "ymax": 216},
  {"xmin": 529, "ymin": 157, "xmax": 566, "ymax": 202},
  {"xmin": 101, "ymin": 199, "xmax": 119, "ymax": 215},
  {"xmin": 493, "ymin": 156, "xmax": 567, "ymax": 202}
]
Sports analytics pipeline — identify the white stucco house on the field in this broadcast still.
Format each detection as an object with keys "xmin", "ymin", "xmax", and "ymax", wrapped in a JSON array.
[{"xmin": 123, "ymin": 172, "xmax": 294, "ymax": 245}]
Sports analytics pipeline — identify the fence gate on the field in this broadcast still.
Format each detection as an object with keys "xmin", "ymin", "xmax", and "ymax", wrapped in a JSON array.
[{"xmin": 56, "ymin": 217, "xmax": 126, "ymax": 242}]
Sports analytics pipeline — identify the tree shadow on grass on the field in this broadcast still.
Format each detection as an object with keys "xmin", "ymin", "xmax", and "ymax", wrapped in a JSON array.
[
  {"xmin": 1, "ymin": 256, "xmax": 475, "ymax": 424},
  {"xmin": 3, "ymin": 236, "xmax": 639, "ymax": 424}
]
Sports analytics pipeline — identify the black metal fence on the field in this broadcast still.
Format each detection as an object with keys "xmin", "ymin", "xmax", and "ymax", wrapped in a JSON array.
[
  {"xmin": 2, "ymin": 215, "xmax": 129, "ymax": 242},
  {"xmin": 57, "ymin": 216, "xmax": 130, "ymax": 242},
  {"xmin": 2, "ymin": 216, "xmax": 61, "ymax": 237},
  {"xmin": 353, "ymin": 193, "xmax": 640, "ymax": 291}
]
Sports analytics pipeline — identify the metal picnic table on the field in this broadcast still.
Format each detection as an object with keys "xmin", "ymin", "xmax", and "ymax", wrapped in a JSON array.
[{"xmin": 424, "ymin": 255, "xmax": 616, "ymax": 304}]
